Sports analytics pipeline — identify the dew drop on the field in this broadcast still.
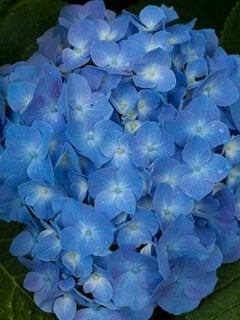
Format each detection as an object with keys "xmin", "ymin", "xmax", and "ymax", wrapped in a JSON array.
[{"xmin": 218, "ymin": 129, "xmax": 225, "ymax": 134}]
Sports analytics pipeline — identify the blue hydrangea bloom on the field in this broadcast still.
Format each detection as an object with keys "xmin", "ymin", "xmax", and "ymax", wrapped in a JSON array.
[
  {"xmin": 62, "ymin": 19, "xmax": 97, "ymax": 71},
  {"xmin": 61, "ymin": 199, "xmax": 114, "ymax": 256},
  {"xmin": 153, "ymin": 183, "xmax": 194, "ymax": 230},
  {"xmin": 88, "ymin": 167, "xmax": 144, "ymax": 218},
  {"xmin": 129, "ymin": 122, "xmax": 175, "ymax": 168},
  {"xmin": 156, "ymin": 215, "xmax": 209, "ymax": 279},
  {"xmin": 133, "ymin": 48, "xmax": 176, "ymax": 91},
  {"xmin": 165, "ymin": 95, "xmax": 231, "ymax": 147},
  {"xmin": 153, "ymin": 258, "xmax": 217, "ymax": 315},
  {"xmin": 108, "ymin": 250, "xmax": 161, "ymax": 311},
  {"xmin": 180, "ymin": 136, "xmax": 231, "ymax": 200},
  {"xmin": 1, "ymin": 1, "xmax": 240, "ymax": 319},
  {"xmin": 117, "ymin": 207, "xmax": 159, "ymax": 247}
]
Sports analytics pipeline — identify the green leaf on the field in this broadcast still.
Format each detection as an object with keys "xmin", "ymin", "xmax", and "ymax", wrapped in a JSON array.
[
  {"xmin": 173, "ymin": 261, "xmax": 240, "ymax": 320},
  {"xmin": 0, "ymin": 0, "xmax": 66, "ymax": 65},
  {"xmin": 220, "ymin": 1, "xmax": 240, "ymax": 53},
  {"xmin": 0, "ymin": 220, "xmax": 56, "ymax": 320},
  {"xmin": 128, "ymin": 0, "xmax": 237, "ymax": 34}
]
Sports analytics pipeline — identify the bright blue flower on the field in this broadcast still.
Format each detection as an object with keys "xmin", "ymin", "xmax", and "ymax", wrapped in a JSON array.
[
  {"xmin": 67, "ymin": 73, "xmax": 112, "ymax": 122},
  {"xmin": 90, "ymin": 40, "xmax": 144, "ymax": 74},
  {"xmin": 18, "ymin": 180, "xmax": 66, "ymax": 219},
  {"xmin": 156, "ymin": 215, "xmax": 208, "ymax": 280},
  {"xmin": 95, "ymin": 15, "xmax": 129, "ymax": 41},
  {"xmin": 150, "ymin": 155, "xmax": 190, "ymax": 191},
  {"xmin": 100, "ymin": 131, "xmax": 133, "ymax": 169},
  {"xmin": 153, "ymin": 258, "xmax": 217, "ymax": 315},
  {"xmin": 129, "ymin": 122, "xmax": 175, "ymax": 168},
  {"xmin": 5, "ymin": 121, "xmax": 54, "ymax": 184},
  {"xmin": 196, "ymin": 69, "xmax": 239, "ymax": 106},
  {"xmin": 60, "ymin": 199, "xmax": 114, "ymax": 256},
  {"xmin": 133, "ymin": 48, "xmax": 176, "ymax": 91},
  {"xmin": 1, "ymin": 1, "xmax": 240, "ymax": 318},
  {"xmin": 130, "ymin": 31, "xmax": 172, "ymax": 54},
  {"xmin": 153, "ymin": 183, "xmax": 194, "ymax": 230},
  {"xmin": 180, "ymin": 136, "xmax": 231, "ymax": 200},
  {"xmin": 137, "ymin": 89, "xmax": 161, "ymax": 121},
  {"xmin": 110, "ymin": 83, "xmax": 138, "ymax": 115},
  {"xmin": 23, "ymin": 261, "xmax": 59, "ymax": 304},
  {"xmin": 165, "ymin": 95, "xmax": 231, "ymax": 147},
  {"xmin": 108, "ymin": 250, "xmax": 161, "ymax": 311},
  {"xmin": 62, "ymin": 19, "xmax": 97, "ymax": 71},
  {"xmin": 88, "ymin": 167, "xmax": 144, "ymax": 218},
  {"xmin": 66, "ymin": 119, "xmax": 121, "ymax": 167},
  {"xmin": 117, "ymin": 207, "xmax": 159, "ymax": 248}
]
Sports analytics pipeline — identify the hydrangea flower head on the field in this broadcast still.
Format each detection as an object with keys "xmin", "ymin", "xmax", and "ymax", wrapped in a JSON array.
[{"xmin": 0, "ymin": 1, "xmax": 240, "ymax": 320}]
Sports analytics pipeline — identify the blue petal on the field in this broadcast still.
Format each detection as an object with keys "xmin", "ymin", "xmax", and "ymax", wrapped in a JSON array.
[
  {"xmin": 6, "ymin": 125, "xmax": 41, "ymax": 159},
  {"xmin": 90, "ymin": 40, "xmax": 119, "ymax": 67},
  {"xmin": 95, "ymin": 190, "xmax": 120, "ymax": 219},
  {"xmin": 88, "ymin": 167, "xmax": 116, "ymax": 198},
  {"xmin": 197, "ymin": 70, "xmax": 239, "ymax": 106},
  {"xmin": 68, "ymin": 19, "xmax": 96, "ymax": 48},
  {"xmin": 53, "ymin": 295, "xmax": 76, "ymax": 320},
  {"xmin": 67, "ymin": 73, "xmax": 91, "ymax": 110},
  {"xmin": 27, "ymin": 156, "xmax": 54, "ymax": 185},
  {"xmin": 7, "ymin": 82, "xmax": 36, "ymax": 113},
  {"xmin": 182, "ymin": 136, "xmax": 212, "ymax": 167},
  {"xmin": 110, "ymin": 83, "xmax": 138, "ymax": 115},
  {"xmin": 180, "ymin": 172, "xmax": 214, "ymax": 200},
  {"xmin": 204, "ymin": 154, "xmax": 231, "ymax": 182},
  {"xmin": 62, "ymin": 48, "xmax": 90, "ymax": 71},
  {"xmin": 10, "ymin": 231, "xmax": 34, "ymax": 256},
  {"xmin": 139, "ymin": 6, "xmax": 165, "ymax": 31},
  {"xmin": 115, "ymin": 191, "xmax": 136, "ymax": 214}
]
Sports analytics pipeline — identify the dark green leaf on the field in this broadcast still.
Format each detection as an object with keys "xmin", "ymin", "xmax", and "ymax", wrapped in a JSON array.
[
  {"xmin": 0, "ymin": 220, "xmax": 56, "ymax": 320},
  {"xmin": 0, "ymin": 0, "xmax": 66, "ymax": 65},
  {"xmin": 173, "ymin": 261, "xmax": 240, "ymax": 320},
  {"xmin": 128, "ymin": 0, "xmax": 237, "ymax": 34},
  {"xmin": 220, "ymin": 1, "xmax": 240, "ymax": 53}
]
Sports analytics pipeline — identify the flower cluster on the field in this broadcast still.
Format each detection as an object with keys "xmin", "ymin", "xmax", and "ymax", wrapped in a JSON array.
[{"xmin": 0, "ymin": 1, "xmax": 240, "ymax": 319}]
